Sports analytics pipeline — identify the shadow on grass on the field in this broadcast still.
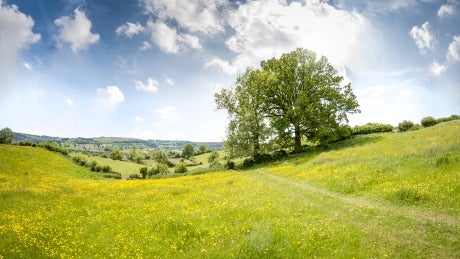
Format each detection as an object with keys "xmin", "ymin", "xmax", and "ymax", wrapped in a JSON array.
[{"xmin": 243, "ymin": 134, "xmax": 387, "ymax": 169}]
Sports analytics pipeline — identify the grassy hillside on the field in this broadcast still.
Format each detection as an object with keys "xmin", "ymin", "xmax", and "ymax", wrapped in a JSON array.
[{"xmin": 1, "ymin": 121, "xmax": 459, "ymax": 258}]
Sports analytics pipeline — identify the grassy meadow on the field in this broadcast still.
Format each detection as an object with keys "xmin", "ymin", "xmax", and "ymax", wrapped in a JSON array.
[{"xmin": 1, "ymin": 121, "xmax": 459, "ymax": 258}]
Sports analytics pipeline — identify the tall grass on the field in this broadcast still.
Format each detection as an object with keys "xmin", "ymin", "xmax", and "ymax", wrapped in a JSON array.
[{"xmin": 0, "ymin": 121, "xmax": 459, "ymax": 258}]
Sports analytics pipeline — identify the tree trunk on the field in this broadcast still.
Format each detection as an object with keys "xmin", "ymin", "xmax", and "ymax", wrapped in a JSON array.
[
  {"xmin": 252, "ymin": 133, "xmax": 260, "ymax": 155},
  {"xmin": 293, "ymin": 127, "xmax": 302, "ymax": 153}
]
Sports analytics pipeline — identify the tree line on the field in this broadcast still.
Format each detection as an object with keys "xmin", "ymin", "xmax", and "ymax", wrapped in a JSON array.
[{"xmin": 215, "ymin": 48, "xmax": 360, "ymax": 157}]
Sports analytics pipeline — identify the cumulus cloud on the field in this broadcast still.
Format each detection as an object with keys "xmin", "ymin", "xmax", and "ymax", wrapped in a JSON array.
[
  {"xmin": 206, "ymin": 0, "xmax": 365, "ymax": 74},
  {"xmin": 115, "ymin": 22, "xmax": 144, "ymax": 38},
  {"xmin": 54, "ymin": 8, "xmax": 100, "ymax": 52},
  {"xmin": 447, "ymin": 35, "xmax": 460, "ymax": 62},
  {"xmin": 134, "ymin": 77, "xmax": 159, "ymax": 93},
  {"xmin": 429, "ymin": 61, "xmax": 447, "ymax": 76},
  {"xmin": 143, "ymin": 0, "xmax": 227, "ymax": 35},
  {"xmin": 409, "ymin": 21, "xmax": 433, "ymax": 54},
  {"xmin": 97, "ymin": 86, "xmax": 124, "ymax": 104},
  {"xmin": 146, "ymin": 20, "xmax": 201, "ymax": 54},
  {"xmin": 140, "ymin": 41, "xmax": 151, "ymax": 51},
  {"xmin": 438, "ymin": 4, "xmax": 455, "ymax": 18},
  {"xmin": 0, "ymin": 1, "xmax": 40, "ymax": 84}
]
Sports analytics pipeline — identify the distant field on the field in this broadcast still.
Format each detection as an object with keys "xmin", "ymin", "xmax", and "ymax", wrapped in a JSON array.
[
  {"xmin": 1, "ymin": 121, "xmax": 459, "ymax": 258},
  {"xmin": 69, "ymin": 153, "xmax": 145, "ymax": 179}
]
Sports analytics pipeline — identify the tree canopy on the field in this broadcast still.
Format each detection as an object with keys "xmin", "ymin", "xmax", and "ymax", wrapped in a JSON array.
[
  {"xmin": 215, "ymin": 48, "xmax": 360, "ymax": 156},
  {"xmin": 0, "ymin": 127, "xmax": 14, "ymax": 144}
]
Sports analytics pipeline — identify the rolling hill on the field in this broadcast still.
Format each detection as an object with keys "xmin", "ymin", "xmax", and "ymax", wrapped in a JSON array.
[{"xmin": 1, "ymin": 120, "xmax": 459, "ymax": 258}]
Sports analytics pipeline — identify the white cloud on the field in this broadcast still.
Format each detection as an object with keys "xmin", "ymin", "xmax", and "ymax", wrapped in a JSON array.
[
  {"xmin": 54, "ymin": 8, "xmax": 100, "ymax": 52},
  {"xmin": 429, "ymin": 61, "xmax": 447, "ymax": 76},
  {"xmin": 206, "ymin": 0, "xmax": 365, "ymax": 74},
  {"xmin": 0, "ymin": 1, "xmax": 40, "ymax": 83},
  {"xmin": 23, "ymin": 62, "xmax": 32, "ymax": 70},
  {"xmin": 140, "ymin": 41, "xmax": 151, "ymax": 51},
  {"xmin": 65, "ymin": 98, "xmax": 75, "ymax": 107},
  {"xmin": 115, "ymin": 22, "xmax": 144, "ymax": 38},
  {"xmin": 437, "ymin": 4, "xmax": 455, "ymax": 18},
  {"xmin": 134, "ymin": 77, "xmax": 159, "ymax": 93},
  {"xmin": 146, "ymin": 20, "xmax": 201, "ymax": 54},
  {"xmin": 409, "ymin": 21, "xmax": 433, "ymax": 54},
  {"xmin": 97, "ymin": 85, "xmax": 124, "ymax": 104},
  {"xmin": 143, "ymin": 0, "xmax": 227, "ymax": 35},
  {"xmin": 447, "ymin": 35, "xmax": 460, "ymax": 62},
  {"xmin": 165, "ymin": 77, "xmax": 174, "ymax": 86}
]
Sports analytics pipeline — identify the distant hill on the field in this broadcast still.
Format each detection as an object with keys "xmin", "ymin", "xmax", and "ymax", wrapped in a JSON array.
[{"xmin": 13, "ymin": 132, "xmax": 222, "ymax": 150}]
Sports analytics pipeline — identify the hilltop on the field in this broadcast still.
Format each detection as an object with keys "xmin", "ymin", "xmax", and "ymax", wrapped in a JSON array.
[
  {"xmin": 13, "ymin": 132, "xmax": 222, "ymax": 151},
  {"xmin": 1, "ymin": 120, "xmax": 459, "ymax": 258}
]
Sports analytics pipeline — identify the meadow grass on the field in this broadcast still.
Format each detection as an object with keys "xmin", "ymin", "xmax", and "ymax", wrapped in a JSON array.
[
  {"xmin": 0, "ymin": 121, "xmax": 459, "ymax": 258},
  {"xmin": 69, "ymin": 153, "xmax": 145, "ymax": 179}
]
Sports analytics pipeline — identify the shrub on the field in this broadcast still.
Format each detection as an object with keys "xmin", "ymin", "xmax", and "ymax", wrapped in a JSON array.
[
  {"xmin": 253, "ymin": 153, "xmax": 273, "ymax": 164},
  {"xmin": 128, "ymin": 174, "xmax": 141, "ymax": 180},
  {"xmin": 421, "ymin": 116, "xmax": 437, "ymax": 127},
  {"xmin": 224, "ymin": 160, "xmax": 235, "ymax": 170},
  {"xmin": 242, "ymin": 157, "xmax": 255, "ymax": 168},
  {"xmin": 398, "ymin": 120, "xmax": 414, "ymax": 132},
  {"xmin": 139, "ymin": 167, "xmax": 148, "ymax": 179},
  {"xmin": 40, "ymin": 142, "xmax": 69, "ymax": 156},
  {"xmin": 271, "ymin": 149, "xmax": 288, "ymax": 160},
  {"xmin": 207, "ymin": 151, "xmax": 220, "ymax": 164},
  {"xmin": 437, "ymin": 114, "xmax": 460, "ymax": 124},
  {"xmin": 174, "ymin": 162, "xmax": 187, "ymax": 174},
  {"xmin": 0, "ymin": 127, "xmax": 14, "ymax": 144},
  {"xmin": 352, "ymin": 123, "xmax": 393, "ymax": 135}
]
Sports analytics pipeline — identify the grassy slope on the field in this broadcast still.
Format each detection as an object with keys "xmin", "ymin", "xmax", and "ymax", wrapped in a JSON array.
[{"xmin": 0, "ymin": 121, "xmax": 459, "ymax": 258}]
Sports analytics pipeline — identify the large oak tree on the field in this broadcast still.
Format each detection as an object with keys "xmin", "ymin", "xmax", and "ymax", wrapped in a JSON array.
[{"xmin": 261, "ymin": 48, "xmax": 360, "ymax": 152}]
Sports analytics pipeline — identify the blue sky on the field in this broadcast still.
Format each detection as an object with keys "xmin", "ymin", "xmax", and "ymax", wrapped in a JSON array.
[{"xmin": 1, "ymin": 0, "xmax": 459, "ymax": 142}]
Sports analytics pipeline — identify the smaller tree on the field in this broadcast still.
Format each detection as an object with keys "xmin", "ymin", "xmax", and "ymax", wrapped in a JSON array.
[
  {"xmin": 421, "ymin": 116, "xmax": 437, "ymax": 127},
  {"xmin": 0, "ymin": 127, "xmax": 14, "ymax": 144},
  {"xmin": 182, "ymin": 143, "xmax": 194, "ymax": 158},
  {"xmin": 152, "ymin": 150, "xmax": 168, "ymax": 164},
  {"xmin": 109, "ymin": 149, "xmax": 123, "ymax": 160},
  {"xmin": 139, "ymin": 167, "xmax": 148, "ymax": 179},
  {"xmin": 198, "ymin": 144, "xmax": 207, "ymax": 154},
  {"xmin": 398, "ymin": 120, "xmax": 414, "ymax": 132},
  {"xmin": 208, "ymin": 151, "xmax": 220, "ymax": 164},
  {"xmin": 174, "ymin": 162, "xmax": 187, "ymax": 174}
]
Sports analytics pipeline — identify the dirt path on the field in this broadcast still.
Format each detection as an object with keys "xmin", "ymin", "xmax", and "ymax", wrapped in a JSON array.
[{"xmin": 252, "ymin": 171, "xmax": 459, "ymax": 228}]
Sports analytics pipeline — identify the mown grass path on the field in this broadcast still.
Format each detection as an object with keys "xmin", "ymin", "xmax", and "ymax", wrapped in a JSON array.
[{"xmin": 253, "ymin": 170, "xmax": 459, "ymax": 227}]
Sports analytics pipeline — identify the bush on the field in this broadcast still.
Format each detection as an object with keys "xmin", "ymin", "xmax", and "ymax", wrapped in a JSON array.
[
  {"xmin": 224, "ymin": 160, "xmax": 235, "ymax": 170},
  {"xmin": 242, "ymin": 157, "xmax": 255, "ymax": 168},
  {"xmin": 139, "ymin": 167, "xmax": 148, "ymax": 179},
  {"xmin": 128, "ymin": 174, "xmax": 141, "ymax": 180},
  {"xmin": 40, "ymin": 142, "xmax": 69, "ymax": 156},
  {"xmin": 421, "ymin": 116, "xmax": 437, "ymax": 127},
  {"xmin": 174, "ymin": 162, "xmax": 188, "ymax": 174},
  {"xmin": 398, "ymin": 120, "xmax": 414, "ymax": 132},
  {"xmin": 253, "ymin": 153, "xmax": 273, "ymax": 164},
  {"xmin": 0, "ymin": 127, "xmax": 14, "ymax": 144},
  {"xmin": 271, "ymin": 149, "xmax": 288, "ymax": 160},
  {"xmin": 352, "ymin": 123, "xmax": 393, "ymax": 135},
  {"xmin": 437, "ymin": 114, "xmax": 460, "ymax": 124}
]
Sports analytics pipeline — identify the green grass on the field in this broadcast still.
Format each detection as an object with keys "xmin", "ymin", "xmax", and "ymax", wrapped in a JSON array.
[
  {"xmin": 69, "ymin": 153, "xmax": 145, "ymax": 178},
  {"xmin": 1, "ymin": 121, "xmax": 459, "ymax": 258}
]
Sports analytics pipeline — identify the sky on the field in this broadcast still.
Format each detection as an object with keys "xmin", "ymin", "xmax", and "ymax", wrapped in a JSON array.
[{"xmin": 0, "ymin": 0, "xmax": 459, "ymax": 142}]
